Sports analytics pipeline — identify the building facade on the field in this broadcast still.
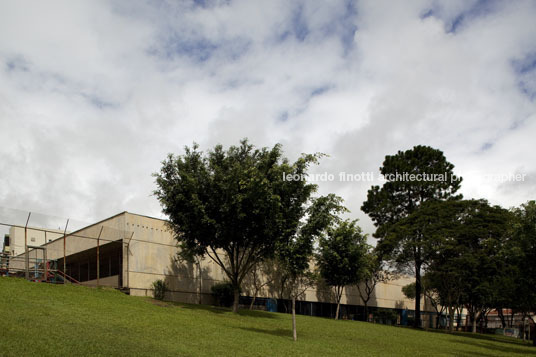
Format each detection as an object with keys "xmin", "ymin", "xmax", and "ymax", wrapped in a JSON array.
[
  {"xmin": 3, "ymin": 211, "xmax": 435, "ymax": 323},
  {"xmin": 7, "ymin": 226, "xmax": 64, "ymax": 256}
]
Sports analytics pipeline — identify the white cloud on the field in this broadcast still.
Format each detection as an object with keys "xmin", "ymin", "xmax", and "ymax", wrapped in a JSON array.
[{"xmin": 0, "ymin": 0, "xmax": 535, "ymax": 239}]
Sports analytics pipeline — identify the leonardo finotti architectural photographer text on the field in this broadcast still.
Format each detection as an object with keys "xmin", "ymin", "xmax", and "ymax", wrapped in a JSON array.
[{"xmin": 282, "ymin": 171, "xmax": 527, "ymax": 183}]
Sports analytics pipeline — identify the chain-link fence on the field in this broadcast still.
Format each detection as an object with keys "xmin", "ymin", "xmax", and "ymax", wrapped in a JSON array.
[{"xmin": 0, "ymin": 206, "xmax": 132, "ymax": 286}]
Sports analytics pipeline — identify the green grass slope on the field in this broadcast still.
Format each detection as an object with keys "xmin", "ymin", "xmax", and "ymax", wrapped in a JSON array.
[{"xmin": 0, "ymin": 277, "xmax": 534, "ymax": 356}]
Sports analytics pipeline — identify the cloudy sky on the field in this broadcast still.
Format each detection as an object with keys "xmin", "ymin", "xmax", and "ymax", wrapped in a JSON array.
[{"xmin": 1, "ymin": 0, "xmax": 535, "ymax": 237}]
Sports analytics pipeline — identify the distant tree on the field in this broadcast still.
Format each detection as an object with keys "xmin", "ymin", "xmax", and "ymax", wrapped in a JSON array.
[
  {"xmin": 362, "ymin": 145, "xmax": 462, "ymax": 327},
  {"xmin": 317, "ymin": 219, "xmax": 367, "ymax": 320},
  {"xmin": 425, "ymin": 269, "xmax": 463, "ymax": 332},
  {"xmin": 243, "ymin": 260, "xmax": 273, "ymax": 310},
  {"xmin": 154, "ymin": 139, "xmax": 320, "ymax": 313},
  {"xmin": 395, "ymin": 199, "xmax": 464, "ymax": 332},
  {"xmin": 355, "ymin": 250, "xmax": 391, "ymax": 322},
  {"xmin": 275, "ymin": 194, "xmax": 347, "ymax": 341},
  {"xmin": 510, "ymin": 201, "xmax": 536, "ymax": 346},
  {"xmin": 401, "ymin": 199, "xmax": 511, "ymax": 333},
  {"xmin": 451, "ymin": 201, "xmax": 511, "ymax": 333},
  {"xmin": 402, "ymin": 276, "xmax": 446, "ymax": 329}
]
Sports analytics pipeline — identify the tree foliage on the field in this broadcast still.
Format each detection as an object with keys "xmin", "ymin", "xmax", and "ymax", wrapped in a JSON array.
[
  {"xmin": 402, "ymin": 277, "xmax": 446, "ymax": 329},
  {"xmin": 317, "ymin": 219, "xmax": 367, "ymax": 319},
  {"xmin": 401, "ymin": 199, "xmax": 512, "ymax": 332},
  {"xmin": 274, "ymin": 193, "xmax": 347, "ymax": 340},
  {"xmin": 154, "ymin": 139, "xmax": 320, "ymax": 312},
  {"xmin": 509, "ymin": 201, "xmax": 536, "ymax": 345},
  {"xmin": 355, "ymin": 250, "xmax": 391, "ymax": 322},
  {"xmin": 362, "ymin": 145, "xmax": 462, "ymax": 327}
]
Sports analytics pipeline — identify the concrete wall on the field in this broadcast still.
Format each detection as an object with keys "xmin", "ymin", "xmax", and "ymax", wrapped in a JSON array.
[
  {"xmin": 8, "ymin": 226, "xmax": 64, "ymax": 256},
  {"xmin": 121, "ymin": 212, "xmax": 424, "ymax": 311},
  {"xmin": 7, "ymin": 213, "xmax": 130, "ymax": 281},
  {"xmin": 44, "ymin": 213, "xmax": 128, "ymax": 261},
  {"xmin": 7, "ymin": 211, "xmax": 427, "ymax": 312},
  {"xmin": 124, "ymin": 213, "xmax": 226, "ymax": 303}
]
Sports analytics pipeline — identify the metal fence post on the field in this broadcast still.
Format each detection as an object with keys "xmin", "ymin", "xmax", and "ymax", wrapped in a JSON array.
[
  {"xmin": 24, "ymin": 212, "xmax": 31, "ymax": 280},
  {"xmin": 63, "ymin": 219, "xmax": 69, "ymax": 278},
  {"xmin": 96, "ymin": 226, "xmax": 103, "ymax": 287}
]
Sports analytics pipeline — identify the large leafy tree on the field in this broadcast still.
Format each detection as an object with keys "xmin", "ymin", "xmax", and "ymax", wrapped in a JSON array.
[
  {"xmin": 317, "ymin": 219, "xmax": 367, "ymax": 320},
  {"xmin": 154, "ymin": 139, "xmax": 319, "ymax": 313},
  {"xmin": 362, "ymin": 145, "xmax": 462, "ymax": 327}
]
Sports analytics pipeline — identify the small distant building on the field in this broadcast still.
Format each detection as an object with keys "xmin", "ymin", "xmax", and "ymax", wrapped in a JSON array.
[{"xmin": 7, "ymin": 226, "xmax": 65, "ymax": 256}]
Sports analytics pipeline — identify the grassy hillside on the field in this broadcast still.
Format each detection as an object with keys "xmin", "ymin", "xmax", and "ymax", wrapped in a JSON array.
[{"xmin": 0, "ymin": 278, "xmax": 534, "ymax": 356}]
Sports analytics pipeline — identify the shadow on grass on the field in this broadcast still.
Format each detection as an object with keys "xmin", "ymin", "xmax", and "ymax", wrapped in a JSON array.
[
  {"xmin": 448, "ymin": 348, "xmax": 503, "ymax": 357},
  {"xmin": 236, "ymin": 326, "xmax": 291, "ymax": 338},
  {"xmin": 452, "ymin": 339, "xmax": 536, "ymax": 356},
  {"xmin": 162, "ymin": 301, "xmax": 278, "ymax": 318},
  {"xmin": 175, "ymin": 303, "xmax": 228, "ymax": 314},
  {"xmin": 451, "ymin": 332, "xmax": 533, "ymax": 347},
  {"xmin": 420, "ymin": 329, "xmax": 536, "ymax": 356},
  {"xmin": 427, "ymin": 329, "xmax": 534, "ymax": 348},
  {"xmin": 237, "ymin": 309, "xmax": 278, "ymax": 319}
]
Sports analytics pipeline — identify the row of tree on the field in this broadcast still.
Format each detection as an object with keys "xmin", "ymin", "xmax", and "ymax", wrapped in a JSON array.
[
  {"xmin": 361, "ymin": 145, "xmax": 535, "ymax": 345},
  {"xmin": 154, "ymin": 140, "xmax": 535, "ymax": 344},
  {"xmin": 154, "ymin": 140, "xmax": 386, "ymax": 340},
  {"xmin": 400, "ymin": 201, "xmax": 536, "ymax": 335}
]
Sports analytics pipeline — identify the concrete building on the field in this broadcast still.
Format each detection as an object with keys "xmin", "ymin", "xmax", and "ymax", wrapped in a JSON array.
[
  {"xmin": 7, "ymin": 226, "xmax": 65, "ymax": 256},
  {"xmin": 3, "ymin": 211, "xmax": 435, "ymax": 323}
]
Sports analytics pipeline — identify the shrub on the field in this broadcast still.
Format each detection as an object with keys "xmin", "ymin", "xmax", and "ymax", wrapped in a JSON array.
[
  {"xmin": 152, "ymin": 279, "xmax": 168, "ymax": 300},
  {"xmin": 374, "ymin": 308, "xmax": 399, "ymax": 325},
  {"xmin": 211, "ymin": 282, "xmax": 238, "ymax": 307}
]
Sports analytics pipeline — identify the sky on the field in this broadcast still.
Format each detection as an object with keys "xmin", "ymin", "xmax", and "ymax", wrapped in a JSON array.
[{"xmin": 0, "ymin": 0, "xmax": 535, "ymax": 239}]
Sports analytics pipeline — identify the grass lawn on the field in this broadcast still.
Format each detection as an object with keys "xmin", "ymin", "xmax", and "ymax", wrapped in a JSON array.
[{"xmin": 0, "ymin": 277, "xmax": 534, "ymax": 356}]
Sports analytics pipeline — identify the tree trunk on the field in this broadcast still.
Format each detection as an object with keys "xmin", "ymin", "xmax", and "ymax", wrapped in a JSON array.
[
  {"xmin": 414, "ymin": 263, "xmax": 422, "ymax": 328},
  {"xmin": 472, "ymin": 312, "xmax": 477, "ymax": 333},
  {"xmin": 529, "ymin": 318, "xmax": 532, "ymax": 345},
  {"xmin": 510, "ymin": 310, "xmax": 515, "ymax": 328},
  {"xmin": 292, "ymin": 296, "xmax": 297, "ymax": 341},
  {"xmin": 523, "ymin": 317, "xmax": 526, "ymax": 342},
  {"xmin": 335, "ymin": 287, "xmax": 342, "ymax": 320},
  {"xmin": 531, "ymin": 317, "xmax": 536, "ymax": 346},
  {"xmin": 196, "ymin": 260, "xmax": 202, "ymax": 305},
  {"xmin": 249, "ymin": 295, "xmax": 256, "ymax": 310},
  {"xmin": 456, "ymin": 306, "xmax": 462, "ymax": 331},
  {"xmin": 529, "ymin": 324, "xmax": 536, "ymax": 347},
  {"xmin": 448, "ymin": 305, "xmax": 455, "ymax": 333},
  {"xmin": 232, "ymin": 286, "xmax": 240, "ymax": 313},
  {"xmin": 364, "ymin": 303, "xmax": 369, "ymax": 322},
  {"xmin": 498, "ymin": 308, "xmax": 506, "ymax": 328}
]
